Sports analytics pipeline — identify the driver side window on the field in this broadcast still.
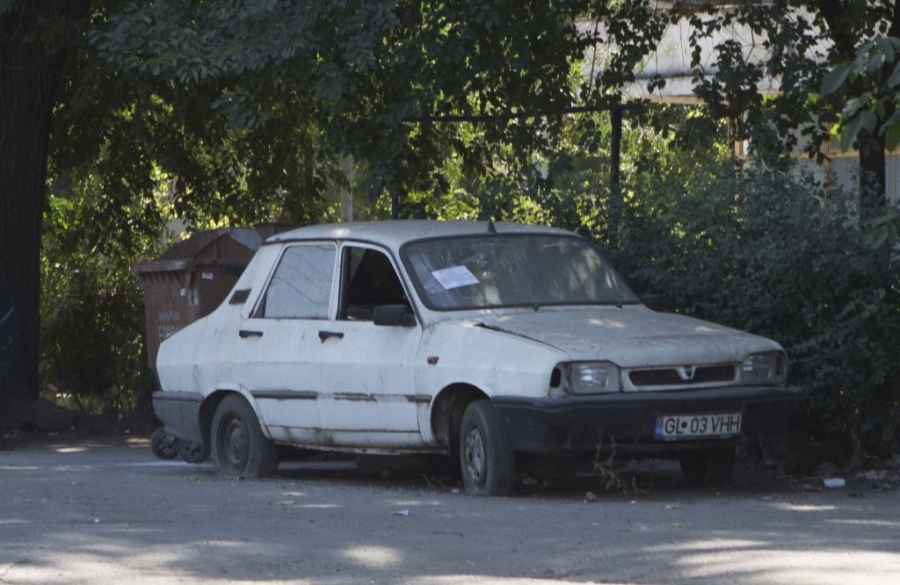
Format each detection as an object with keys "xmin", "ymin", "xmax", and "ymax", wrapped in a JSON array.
[{"xmin": 340, "ymin": 247, "xmax": 408, "ymax": 321}]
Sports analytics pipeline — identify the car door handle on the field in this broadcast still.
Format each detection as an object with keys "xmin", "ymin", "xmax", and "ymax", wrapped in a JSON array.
[
  {"xmin": 239, "ymin": 330, "xmax": 263, "ymax": 338},
  {"xmin": 318, "ymin": 330, "xmax": 344, "ymax": 342}
]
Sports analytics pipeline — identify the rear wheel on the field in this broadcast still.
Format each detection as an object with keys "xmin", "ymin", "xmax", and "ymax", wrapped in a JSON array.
[
  {"xmin": 679, "ymin": 445, "xmax": 735, "ymax": 488},
  {"xmin": 459, "ymin": 400, "xmax": 515, "ymax": 495},
  {"xmin": 211, "ymin": 395, "xmax": 278, "ymax": 478}
]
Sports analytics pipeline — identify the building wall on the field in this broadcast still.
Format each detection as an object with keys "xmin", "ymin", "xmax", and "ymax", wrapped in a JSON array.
[{"xmin": 581, "ymin": 10, "xmax": 899, "ymax": 206}]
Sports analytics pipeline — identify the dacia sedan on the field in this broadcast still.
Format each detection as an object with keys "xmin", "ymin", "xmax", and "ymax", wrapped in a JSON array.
[{"xmin": 153, "ymin": 220, "xmax": 801, "ymax": 494}]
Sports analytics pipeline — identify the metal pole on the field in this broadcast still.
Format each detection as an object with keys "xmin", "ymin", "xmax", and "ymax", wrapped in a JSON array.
[{"xmin": 609, "ymin": 105, "xmax": 622, "ymax": 250}]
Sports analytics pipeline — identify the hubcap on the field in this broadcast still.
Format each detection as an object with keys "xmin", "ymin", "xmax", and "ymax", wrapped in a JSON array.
[
  {"xmin": 464, "ymin": 426, "xmax": 486, "ymax": 484},
  {"xmin": 223, "ymin": 416, "xmax": 248, "ymax": 469}
]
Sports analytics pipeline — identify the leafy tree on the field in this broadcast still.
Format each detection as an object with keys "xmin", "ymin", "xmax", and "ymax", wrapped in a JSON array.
[
  {"xmin": 2, "ymin": 0, "xmax": 667, "ymax": 413},
  {"xmin": 399, "ymin": 99, "xmax": 900, "ymax": 459},
  {"xmin": 0, "ymin": 0, "xmax": 91, "ymax": 411},
  {"xmin": 619, "ymin": 165, "xmax": 900, "ymax": 461},
  {"xmin": 41, "ymin": 190, "xmax": 159, "ymax": 418},
  {"xmin": 5, "ymin": 0, "xmax": 897, "ymax": 434},
  {"xmin": 822, "ymin": 34, "xmax": 900, "ymax": 244},
  {"xmin": 823, "ymin": 37, "xmax": 900, "ymax": 153},
  {"xmin": 673, "ymin": 0, "xmax": 900, "ymax": 214}
]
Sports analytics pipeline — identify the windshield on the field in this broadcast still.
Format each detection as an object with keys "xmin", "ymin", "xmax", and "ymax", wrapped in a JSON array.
[{"xmin": 403, "ymin": 235, "xmax": 638, "ymax": 310}]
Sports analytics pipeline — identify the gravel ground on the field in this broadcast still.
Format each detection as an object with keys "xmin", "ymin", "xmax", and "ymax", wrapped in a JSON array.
[{"xmin": 1, "ymin": 433, "xmax": 898, "ymax": 585}]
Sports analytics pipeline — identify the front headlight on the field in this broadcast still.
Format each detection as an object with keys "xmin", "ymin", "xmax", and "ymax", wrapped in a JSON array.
[
  {"xmin": 569, "ymin": 361, "xmax": 621, "ymax": 394},
  {"xmin": 739, "ymin": 352, "xmax": 787, "ymax": 385}
]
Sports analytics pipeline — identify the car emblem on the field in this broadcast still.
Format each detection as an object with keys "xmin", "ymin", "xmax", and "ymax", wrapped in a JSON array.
[{"xmin": 676, "ymin": 366, "xmax": 697, "ymax": 381}]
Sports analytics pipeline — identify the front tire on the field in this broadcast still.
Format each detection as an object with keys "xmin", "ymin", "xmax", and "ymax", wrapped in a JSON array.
[
  {"xmin": 459, "ymin": 400, "xmax": 515, "ymax": 495},
  {"xmin": 211, "ymin": 395, "xmax": 278, "ymax": 478}
]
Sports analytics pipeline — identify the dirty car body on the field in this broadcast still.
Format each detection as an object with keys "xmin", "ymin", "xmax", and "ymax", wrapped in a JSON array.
[{"xmin": 153, "ymin": 221, "xmax": 801, "ymax": 494}]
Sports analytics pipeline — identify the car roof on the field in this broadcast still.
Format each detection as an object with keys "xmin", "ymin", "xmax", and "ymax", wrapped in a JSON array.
[{"xmin": 265, "ymin": 220, "xmax": 575, "ymax": 250}]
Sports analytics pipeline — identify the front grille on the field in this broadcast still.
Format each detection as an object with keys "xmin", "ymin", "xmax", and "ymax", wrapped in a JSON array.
[{"xmin": 628, "ymin": 364, "xmax": 736, "ymax": 388}]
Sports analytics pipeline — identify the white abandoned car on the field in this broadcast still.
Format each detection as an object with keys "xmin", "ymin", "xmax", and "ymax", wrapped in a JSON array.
[{"xmin": 153, "ymin": 220, "xmax": 801, "ymax": 494}]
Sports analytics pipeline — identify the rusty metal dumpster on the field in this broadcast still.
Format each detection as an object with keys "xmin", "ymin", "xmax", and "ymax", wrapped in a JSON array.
[{"xmin": 134, "ymin": 228, "xmax": 265, "ymax": 372}]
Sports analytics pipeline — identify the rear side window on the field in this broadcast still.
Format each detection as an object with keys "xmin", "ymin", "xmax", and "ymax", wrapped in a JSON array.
[{"xmin": 257, "ymin": 244, "xmax": 336, "ymax": 319}]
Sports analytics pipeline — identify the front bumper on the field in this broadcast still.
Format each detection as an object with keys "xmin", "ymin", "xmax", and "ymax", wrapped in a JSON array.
[
  {"xmin": 152, "ymin": 391, "xmax": 204, "ymax": 444},
  {"xmin": 491, "ymin": 385, "xmax": 802, "ymax": 455}
]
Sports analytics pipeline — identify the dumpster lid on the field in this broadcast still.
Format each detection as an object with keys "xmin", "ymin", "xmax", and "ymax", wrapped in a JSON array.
[{"xmin": 134, "ymin": 228, "xmax": 263, "ymax": 273}]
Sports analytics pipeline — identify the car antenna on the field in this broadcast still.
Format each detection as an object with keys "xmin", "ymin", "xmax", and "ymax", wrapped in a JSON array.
[{"xmin": 487, "ymin": 218, "xmax": 497, "ymax": 234}]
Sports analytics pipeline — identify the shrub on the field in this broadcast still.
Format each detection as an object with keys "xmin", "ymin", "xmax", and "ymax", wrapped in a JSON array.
[
  {"xmin": 39, "ymin": 179, "xmax": 163, "ymax": 423},
  {"xmin": 40, "ymin": 256, "xmax": 157, "ymax": 420},
  {"xmin": 616, "ymin": 166, "xmax": 900, "ymax": 463}
]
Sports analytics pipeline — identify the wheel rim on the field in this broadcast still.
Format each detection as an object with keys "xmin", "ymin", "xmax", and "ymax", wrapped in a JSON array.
[
  {"xmin": 463, "ymin": 425, "xmax": 487, "ymax": 486},
  {"xmin": 178, "ymin": 440, "xmax": 208, "ymax": 463},
  {"xmin": 219, "ymin": 414, "xmax": 249, "ymax": 474},
  {"xmin": 151, "ymin": 429, "xmax": 178, "ymax": 459}
]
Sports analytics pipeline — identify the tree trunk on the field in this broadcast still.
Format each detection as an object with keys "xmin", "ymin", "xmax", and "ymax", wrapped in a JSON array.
[
  {"xmin": 865, "ymin": 0, "xmax": 900, "ymax": 215},
  {"xmin": 0, "ymin": 2, "xmax": 83, "ymax": 413},
  {"xmin": 817, "ymin": 0, "xmax": 897, "ymax": 216},
  {"xmin": 859, "ymin": 0, "xmax": 900, "ymax": 216}
]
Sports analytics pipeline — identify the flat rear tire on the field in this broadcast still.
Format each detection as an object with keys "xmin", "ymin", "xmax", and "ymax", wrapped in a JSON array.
[{"xmin": 211, "ymin": 395, "xmax": 278, "ymax": 478}]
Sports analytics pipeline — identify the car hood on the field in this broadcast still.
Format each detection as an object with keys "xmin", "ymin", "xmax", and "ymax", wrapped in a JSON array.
[{"xmin": 470, "ymin": 306, "xmax": 781, "ymax": 367}]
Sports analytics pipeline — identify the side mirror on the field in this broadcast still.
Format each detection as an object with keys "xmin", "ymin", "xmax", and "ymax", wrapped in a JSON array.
[
  {"xmin": 640, "ymin": 294, "xmax": 664, "ymax": 312},
  {"xmin": 373, "ymin": 304, "xmax": 417, "ymax": 327}
]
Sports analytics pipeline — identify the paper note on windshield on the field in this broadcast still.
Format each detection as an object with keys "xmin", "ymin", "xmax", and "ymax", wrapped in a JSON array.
[{"xmin": 432, "ymin": 265, "xmax": 479, "ymax": 290}]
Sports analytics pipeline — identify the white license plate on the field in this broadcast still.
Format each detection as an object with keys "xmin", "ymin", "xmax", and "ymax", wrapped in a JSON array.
[{"xmin": 654, "ymin": 413, "xmax": 742, "ymax": 440}]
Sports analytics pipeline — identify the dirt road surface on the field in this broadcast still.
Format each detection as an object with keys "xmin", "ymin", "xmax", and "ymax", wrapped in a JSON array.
[{"xmin": 1, "ymin": 435, "xmax": 898, "ymax": 585}]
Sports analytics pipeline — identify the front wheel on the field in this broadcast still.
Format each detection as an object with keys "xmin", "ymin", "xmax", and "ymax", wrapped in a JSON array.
[
  {"xmin": 459, "ymin": 400, "xmax": 515, "ymax": 495},
  {"xmin": 211, "ymin": 395, "xmax": 278, "ymax": 478},
  {"xmin": 679, "ymin": 445, "xmax": 735, "ymax": 488}
]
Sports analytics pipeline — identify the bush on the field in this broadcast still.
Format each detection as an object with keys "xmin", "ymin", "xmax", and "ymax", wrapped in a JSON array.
[
  {"xmin": 40, "ymin": 256, "xmax": 157, "ymax": 420},
  {"xmin": 39, "ymin": 179, "xmax": 164, "ymax": 423},
  {"xmin": 616, "ymin": 166, "xmax": 900, "ymax": 463}
]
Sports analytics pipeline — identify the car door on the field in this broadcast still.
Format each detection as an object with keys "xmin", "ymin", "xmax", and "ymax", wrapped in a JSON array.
[
  {"xmin": 310, "ymin": 244, "xmax": 424, "ymax": 443},
  {"xmin": 234, "ymin": 242, "xmax": 337, "ymax": 436}
]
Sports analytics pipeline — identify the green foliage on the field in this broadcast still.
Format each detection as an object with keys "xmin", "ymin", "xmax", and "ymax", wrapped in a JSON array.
[
  {"xmin": 40, "ymin": 254, "xmax": 155, "ymax": 417},
  {"xmin": 683, "ymin": 1, "xmax": 810, "ymax": 160},
  {"xmin": 673, "ymin": 0, "xmax": 896, "ymax": 174},
  {"xmin": 862, "ymin": 207, "xmax": 900, "ymax": 250},
  {"xmin": 402, "ymin": 101, "xmax": 900, "ymax": 460},
  {"xmin": 822, "ymin": 36, "xmax": 900, "ymax": 152},
  {"xmin": 617, "ymin": 165, "xmax": 900, "ymax": 459},
  {"xmin": 40, "ymin": 174, "xmax": 169, "ymax": 418},
  {"xmin": 389, "ymin": 101, "xmax": 900, "ymax": 459},
  {"xmin": 16, "ymin": 0, "xmax": 899, "ymax": 460},
  {"xmin": 83, "ymin": 0, "xmax": 673, "ymax": 210}
]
